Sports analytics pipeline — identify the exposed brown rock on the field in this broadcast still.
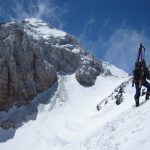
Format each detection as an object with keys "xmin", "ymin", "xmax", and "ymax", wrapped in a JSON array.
[{"xmin": 0, "ymin": 25, "xmax": 57, "ymax": 111}]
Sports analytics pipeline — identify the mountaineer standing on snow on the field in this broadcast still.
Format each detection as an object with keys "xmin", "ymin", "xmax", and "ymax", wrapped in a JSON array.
[{"xmin": 133, "ymin": 44, "xmax": 150, "ymax": 107}]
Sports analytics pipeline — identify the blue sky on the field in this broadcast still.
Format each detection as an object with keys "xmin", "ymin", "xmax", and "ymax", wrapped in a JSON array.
[{"xmin": 0, "ymin": 0, "xmax": 150, "ymax": 72}]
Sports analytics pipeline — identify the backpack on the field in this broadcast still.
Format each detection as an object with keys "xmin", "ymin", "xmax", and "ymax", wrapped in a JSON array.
[{"xmin": 133, "ymin": 62, "xmax": 142, "ymax": 82}]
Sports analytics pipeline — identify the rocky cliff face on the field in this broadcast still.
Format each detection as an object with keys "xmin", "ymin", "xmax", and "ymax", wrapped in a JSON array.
[{"xmin": 0, "ymin": 18, "xmax": 103, "ymax": 111}]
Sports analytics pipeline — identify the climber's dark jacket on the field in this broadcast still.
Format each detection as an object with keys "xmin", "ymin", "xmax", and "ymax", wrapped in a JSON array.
[{"xmin": 133, "ymin": 63, "xmax": 150, "ymax": 84}]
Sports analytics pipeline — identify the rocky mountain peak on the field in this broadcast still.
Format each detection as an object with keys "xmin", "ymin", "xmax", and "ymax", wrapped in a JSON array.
[{"xmin": 0, "ymin": 18, "xmax": 103, "ymax": 111}]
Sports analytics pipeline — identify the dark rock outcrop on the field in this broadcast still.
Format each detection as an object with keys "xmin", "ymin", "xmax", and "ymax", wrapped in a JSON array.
[
  {"xmin": 97, "ymin": 79, "xmax": 131, "ymax": 111},
  {"xmin": 0, "ymin": 23, "xmax": 57, "ymax": 110},
  {"xmin": 76, "ymin": 55, "xmax": 103, "ymax": 86},
  {"xmin": 0, "ymin": 121, "xmax": 16, "ymax": 129}
]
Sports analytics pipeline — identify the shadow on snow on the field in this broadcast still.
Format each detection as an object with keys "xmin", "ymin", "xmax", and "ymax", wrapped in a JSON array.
[{"xmin": 0, "ymin": 81, "xmax": 58, "ymax": 143}]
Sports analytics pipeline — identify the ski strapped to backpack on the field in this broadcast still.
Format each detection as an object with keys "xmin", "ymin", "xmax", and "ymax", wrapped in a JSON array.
[
  {"xmin": 132, "ymin": 43, "xmax": 145, "ymax": 87},
  {"xmin": 136, "ymin": 43, "xmax": 145, "ymax": 63}
]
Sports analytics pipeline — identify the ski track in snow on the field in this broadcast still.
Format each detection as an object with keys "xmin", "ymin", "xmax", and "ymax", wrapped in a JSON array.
[{"xmin": 0, "ymin": 68, "xmax": 150, "ymax": 150}]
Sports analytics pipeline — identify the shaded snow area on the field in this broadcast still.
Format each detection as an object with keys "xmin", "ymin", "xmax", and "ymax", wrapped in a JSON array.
[
  {"xmin": 24, "ymin": 18, "xmax": 66, "ymax": 40},
  {"xmin": 0, "ymin": 66, "xmax": 150, "ymax": 150}
]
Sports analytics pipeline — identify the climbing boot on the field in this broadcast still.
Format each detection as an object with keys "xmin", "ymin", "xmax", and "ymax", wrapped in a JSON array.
[
  {"xmin": 145, "ymin": 92, "xmax": 150, "ymax": 101},
  {"xmin": 134, "ymin": 97, "xmax": 139, "ymax": 107}
]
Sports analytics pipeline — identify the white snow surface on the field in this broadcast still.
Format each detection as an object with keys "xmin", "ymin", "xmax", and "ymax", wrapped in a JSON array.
[
  {"xmin": 0, "ymin": 65, "xmax": 150, "ymax": 150},
  {"xmin": 103, "ymin": 61, "xmax": 129, "ymax": 78},
  {"xmin": 24, "ymin": 18, "xmax": 66, "ymax": 40}
]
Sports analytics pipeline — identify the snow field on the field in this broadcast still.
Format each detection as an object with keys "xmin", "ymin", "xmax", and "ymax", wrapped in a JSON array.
[{"xmin": 1, "ymin": 64, "xmax": 150, "ymax": 150}]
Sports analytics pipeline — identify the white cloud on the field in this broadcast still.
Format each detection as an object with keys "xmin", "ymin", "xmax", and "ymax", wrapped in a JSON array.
[
  {"xmin": 78, "ymin": 17, "xmax": 99, "ymax": 55},
  {"xmin": 78, "ymin": 18, "xmax": 150, "ymax": 72},
  {"xmin": 103, "ymin": 28, "xmax": 150, "ymax": 72},
  {"xmin": 79, "ymin": 17, "xmax": 95, "ymax": 41},
  {"xmin": 78, "ymin": 17, "xmax": 112, "ymax": 55},
  {"xmin": 0, "ymin": 0, "xmax": 68, "ymax": 28}
]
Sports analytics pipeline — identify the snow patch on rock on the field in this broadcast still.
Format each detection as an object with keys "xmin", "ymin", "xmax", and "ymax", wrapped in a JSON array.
[{"xmin": 24, "ymin": 18, "xmax": 66, "ymax": 40}]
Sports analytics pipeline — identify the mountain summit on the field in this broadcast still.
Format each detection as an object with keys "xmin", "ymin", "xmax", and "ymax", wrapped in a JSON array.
[{"xmin": 0, "ymin": 18, "xmax": 103, "ymax": 111}]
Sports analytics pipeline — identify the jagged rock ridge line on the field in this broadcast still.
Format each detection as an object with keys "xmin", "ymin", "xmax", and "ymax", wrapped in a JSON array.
[
  {"xmin": 97, "ymin": 78, "xmax": 132, "ymax": 111},
  {"xmin": 0, "ymin": 18, "xmax": 103, "ymax": 111}
]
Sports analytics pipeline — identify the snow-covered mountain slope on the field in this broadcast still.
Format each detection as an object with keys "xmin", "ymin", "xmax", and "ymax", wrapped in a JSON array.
[
  {"xmin": 102, "ymin": 61, "xmax": 128, "ymax": 78},
  {"xmin": 0, "ymin": 18, "xmax": 149, "ymax": 150},
  {"xmin": 1, "ymin": 64, "xmax": 149, "ymax": 150}
]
